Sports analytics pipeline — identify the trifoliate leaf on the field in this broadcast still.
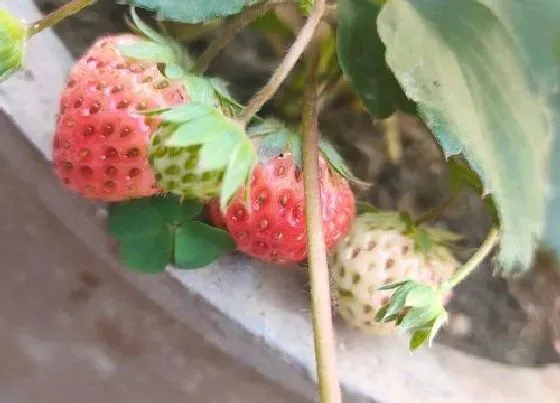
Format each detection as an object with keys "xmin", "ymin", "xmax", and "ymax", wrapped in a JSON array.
[
  {"xmin": 108, "ymin": 195, "xmax": 206, "ymax": 273},
  {"xmin": 108, "ymin": 199, "xmax": 168, "ymax": 240},
  {"xmin": 117, "ymin": 229, "xmax": 173, "ymax": 273},
  {"xmin": 409, "ymin": 330, "xmax": 430, "ymax": 351},
  {"xmin": 0, "ymin": 8, "xmax": 26, "ymax": 82},
  {"xmin": 117, "ymin": 40, "xmax": 177, "ymax": 64},
  {"xmin": 377, "ymin": 0, "xmax": 558, "ymax": 273},
  {"xmin": 336, "ymin": 0, "xmax": 416, "ymax": 118},
  {"xmin": 220, "ymin": 139, "xmax": 257, "ymax": 210},
  {"xmin": 174, "ymin": 221, "xmax": 236, "ymax": 269},
  {"xmin": 129, "ymin": 0, "xmax": 259, "ymax": 24}
]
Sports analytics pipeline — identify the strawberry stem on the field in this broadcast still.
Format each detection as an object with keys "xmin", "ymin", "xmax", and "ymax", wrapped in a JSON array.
[
  {"xmin": 192, "ymin": 0, "xmax": 285, "ymax": 74},
  {"xmin": 301, "ymin": 28, "xmax": 342, "ymax": 403},
  {"xmin": 27, "ymin": 0, "xmax": 96, "ymax": 37},
  {"xmin": 442, "ymin": 227, "xmax": 500, "ymax": 291},
  {"xmin": 237, "ymin": 0, "xmax": 327, "ymax": 126},
  {"xmin": 414, "ymin": 196, "xmax": 455, "ymax": 227}
]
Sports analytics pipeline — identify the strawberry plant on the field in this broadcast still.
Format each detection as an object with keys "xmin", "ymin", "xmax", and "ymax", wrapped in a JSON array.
[{"xmin": 2, "ymin": 0, "xmax": 560, "ymax": 402}]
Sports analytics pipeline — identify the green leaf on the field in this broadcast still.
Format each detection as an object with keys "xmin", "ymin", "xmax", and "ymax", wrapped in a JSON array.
[
  {"xmin": 117, "ymin": 229, "xmax": 173, "ymax": 273},
  {"xmin": 220, "ymin": 139, "xmax": 257, "ymax": 210},
  {"xmin": 150, "ymin": 195, "xmax": 203, "ymax": 222},
  {"xmin": 165, "ymin": 63, "xmax": 185, "ymax": 80},
  {"xmin": 378, "ymin": 279, "xmax": 410, "ymax": 291},
  {"xmin": 319, "ymin": 139, "xmax": 369, "ymax": 187},
  {"xmin": 409, "ymin": 330, "xmax": 430, "ymax": 351},
  {"xmin": 159, "ymin": 102, "xmax": 214, "ymax": 123},
  {"xmin": 165, "ymin": 112, "xmax": 226, "ymax": 147},
  {"xmin": 128, "ymin": 6, "xmax": 168, "ymax": 44},
  {"xmin": 398, "ymin": 306, "xmax": 441, "ymax": 333},
  {"xmin": 356, "ymin": 201, "xmax": 380, "ymax": 214},
  {"xmin": 185, "ymin": 75, "xmax": 220, "ymax": 106},
  {"xmin": 0, "ymin": 8, "xmax": 26, "ymax": 82},
  {"xmin": 129, "ymin": 0, "xmax": 259, "ymax": 24},
  {"xmin": 174, "ymin": 221, "xmax": 236, "ymax": 269},
  {"xmin": 336, "ymin": 0, "xmax": 415, "ymax": 118},
  {"xmin": 198, "ymin": 130, "xmax": 239, "ymax": 171},
  {"xmin": 428, "ymin": 311, "xmax": 448, "ymax": 346},
  {"xmin": 108, "ymin": 199, "xmax": 168, "ymax": 240},
  {"xmin": 377, "ymin": 0, "xmax": 557, "ymax": 273},
  {"xmin": 117, "ymin": 40, "xmax": 177, "ymax": 64},
  {"xmin": 382, "ymin": 282, "xmax": 415, "ymax": 318},
  {"xmin": 412, "ymin": 228, "xmax": 432, "ymax": 255},
  {"xmin": 404, "ymin": 284, "xmax": 438, "ymax": 308}
]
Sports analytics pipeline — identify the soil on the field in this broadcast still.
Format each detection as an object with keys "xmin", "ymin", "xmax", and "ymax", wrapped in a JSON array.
[{"xmin": 35, "ymin": 0, "xmax": 560, "ymax": 368}]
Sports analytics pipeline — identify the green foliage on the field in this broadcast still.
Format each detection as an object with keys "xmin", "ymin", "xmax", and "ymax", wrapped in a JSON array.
[
  {"xmin": 0, "ymin": 8, "xmax": 26, "ymax": 82},
  {"xmin": 376, "ymin": 280, "xmax": 448, "ymax": 351},
  {"xmin": 377, "ymin": 0, "xmax": 560, "ymax": 273},
  {"xmin": 336, "ymin": 0, "xmax": 415, "ymax": 118},
  {"xmin": 108, "ymin": 195, "xmax": 235, "ymax": 272},
  {"xmin": 129, "ymin": 0, "xmax": 259, "ymax": 24}
]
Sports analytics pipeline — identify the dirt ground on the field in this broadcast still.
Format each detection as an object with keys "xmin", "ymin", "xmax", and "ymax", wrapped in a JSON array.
[{"xmin": 34, "ymin": 0, "xmax": 560, "ymax": 370}]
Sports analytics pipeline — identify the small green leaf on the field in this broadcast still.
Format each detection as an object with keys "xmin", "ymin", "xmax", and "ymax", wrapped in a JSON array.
[
  {"xmin": 409, "ymin": 330, "xmax": 430, "ymax": 351},
  {"xmin": 398, "ymin": 306, "xmax": 440, "ymax": 333},
  {"xmin": 428, "ymin": 311, "xmax": 448, "ymax": 346},
  {"xmin": 412, "ymin": 229, "xmax": 432, "ymax": 254},
  {"xmin": 165, "ymin": 112, "xmax": 226, "ymax": 147},
  {"xmin": 286, "ymin": 131, "xmax": 303, "ymax": 168},
  {"xmin": 0, "ymin": 8, "xmax": 26, "ymax": 81},
  {"xmin": 159, "ymin": 102, "xmax": 214, "ymax": 123},
  {"xmin": 108, "ymin": 199, "xmax": 167, "ymax": 240},
  {"xmin": 404, "ymin": 284, "xmax": 438, "ymax": 308},
  {"xmin": 319, "ymin": 139, "xmax": 369, "ymax": 187},
  {"xmin": 336, "ymin": 0, "xmax": 415, "ymax": 118},
  {"xmin": 382, "ymin": 282, "xmax": 416, "ymax": 318},
  {"xmin": 174, "ymin": 221, "xmax": 236, "ymax": 269},
  {"xmin": 130, "ymin": 0, "xmax": 259, "ymax": 24},
  {"xmin": 118, "ymin": 229, "xmax": 173, "ymax": 273},
  {"xmin": 128, "ymin": 6, "xmax": 168, "ymax": 44},
  {"xmin": 378, "ymin": 279, "xmax": 411, "ymax": 291},
  {"xmin": 220, "ymin": 140, "xmax": 257, "ymax": 210},
  {"xmin": 117, "ymin": 40, "xmax": 177, "ymax": 64},
  {"xmin": 198, "ymin": 130, "xmax": 239, "ymax": 171},
  {"xmin": 165, "ymin": 63, "xmax": 185, "ymax": 80},
  {"xmin": 185, "ymin": 75, "xmax": 219, "ymax": 106},
  {"xmin": 375, "ymin": 304, "xmax": 390, "ymax": 322},
  {"xmin": 357, "ymin": 201, "xmax": 380, "ymax": 214}
]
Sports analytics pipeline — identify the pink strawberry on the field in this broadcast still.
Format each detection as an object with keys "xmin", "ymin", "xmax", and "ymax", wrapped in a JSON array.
[
  {"xmin": 52, "ymin": 33, "xmax": 188, "ymax": 201},
  {"xmin": 208, "ymin": 121, "xmax": 359, "ymax": 265}
]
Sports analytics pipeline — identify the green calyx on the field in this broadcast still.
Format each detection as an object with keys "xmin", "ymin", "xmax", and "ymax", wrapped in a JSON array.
[
  {"xmin": 0, "ymin": 8, "xmax": 26, "ymax": 82},
  {"xmin": 107, "ymin": 195, "xmax": 236, "ymax": 272},
  {"xmin": 117, "ymin": 7, "xmax": 193, "ymax": 80},
  {"xmin": 147, "ymin": 101, "xmax": 256, "ymax": 210},
  {"xmin": 247, "ymin": 118, "xmax": 367, "ymax": 186},
  {"xmin": 356, "ymin": 210, "xmax": 460, "ymax": 262}
]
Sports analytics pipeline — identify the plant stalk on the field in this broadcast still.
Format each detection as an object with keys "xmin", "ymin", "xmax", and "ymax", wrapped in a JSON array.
[
  {"xmin": 192, "ymin": 0, "xmax": 284, "ymax": 74},
  {"xmin": 302, "ymin": 34, "xmax": 342, "ymax": 403},
  {"xmin": 27, "ymin": 0, "xmax": 97, "ymax": 37},
  {"xmin": 238, "ymin": 0, "xmax": 327, "ymax": 126},
  {"xmin": 442, "ymin": 227, "xmax": 500, "ymax": 291},
  {"xmin": 414, "ymin": 196, "xmax": 455, "ymax": 227}
]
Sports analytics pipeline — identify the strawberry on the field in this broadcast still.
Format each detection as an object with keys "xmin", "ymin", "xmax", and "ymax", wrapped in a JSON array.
[
  {"xmin": 52, "ymin": 14, "xmax": 189, "ymax": 202},
  {"xmin": 207, "ymin": 120, "xmax": 362, "ymax": 265},
  {"xmin": 329, "ymin": 211, "xmax": 458, "ymax": 334}
]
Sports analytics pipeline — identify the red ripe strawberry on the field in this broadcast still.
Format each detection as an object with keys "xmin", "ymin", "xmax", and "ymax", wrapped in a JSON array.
[
  {"xmin": 52, "ymin": 32, "xmax": 188, "ymax": 202},
  {"xmin": 208, "ymin": 121, "xmax": 362, "ymax": 265}
]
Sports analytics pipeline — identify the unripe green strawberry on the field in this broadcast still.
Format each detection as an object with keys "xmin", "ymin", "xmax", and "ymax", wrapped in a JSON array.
[
  {"xmin": 330, "ymin": 211, "xmax": 458, "ymax": 335},
  {"xmin": 147, "ymin": 78, "xmax": 251, "ymax": 202}
]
